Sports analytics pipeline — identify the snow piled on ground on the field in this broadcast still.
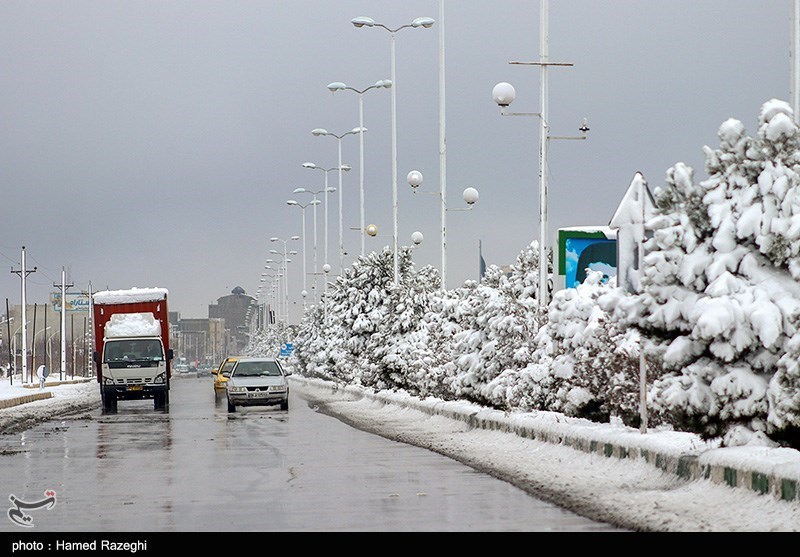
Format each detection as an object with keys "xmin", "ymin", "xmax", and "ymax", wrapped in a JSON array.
[
  {"xmin": 0, "ymin": 379, "xmax": 100, "ymax": 434},
  {"xmin": 292, "ymin": 378, "xmax": 800, "ymax": 532}
]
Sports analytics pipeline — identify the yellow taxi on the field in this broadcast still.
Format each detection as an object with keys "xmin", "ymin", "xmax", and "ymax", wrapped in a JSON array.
[{"xmin": 213, "ymin": 357, "xmax": 239, "ymax": 391}]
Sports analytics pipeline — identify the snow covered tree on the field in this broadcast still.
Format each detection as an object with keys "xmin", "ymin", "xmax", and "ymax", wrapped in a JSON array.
[
  {"xmin": 245, "ymin": 323, "xmax": 295, "ymax": 358},
  {"xmin": 640, "ymin": 100, "xmax": 800, "ymax": 443},
  {"xmin": 443, "ymin": 242, "xmax": 548, "ymax": 408},
  {"xmin": 291, "ymin": 247, "xmax": 440, "ymax": 392}
]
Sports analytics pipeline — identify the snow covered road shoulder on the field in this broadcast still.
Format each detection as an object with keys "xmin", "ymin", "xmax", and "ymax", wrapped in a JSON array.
[
  {"xmin": 0, "ymin": 380, "xmax": 100, "ymax": 435},
  {"xmin": 292, "ymin": 376, "xmax": 800, "ymax": 532}
]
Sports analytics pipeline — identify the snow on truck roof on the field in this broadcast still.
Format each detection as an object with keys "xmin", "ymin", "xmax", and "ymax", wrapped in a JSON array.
[
  {"xmin": 93, "ymin": 287, "xmax": 168, "ymax": 305},
  {"xmin": 104, "ymin": 312, "xmax": 162, "ymax": 338}
]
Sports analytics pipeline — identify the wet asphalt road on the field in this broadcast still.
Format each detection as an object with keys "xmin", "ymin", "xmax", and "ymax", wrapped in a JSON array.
[{"xmin": 0, "ymin": 375, "xmax": 620, "ymax": 532}]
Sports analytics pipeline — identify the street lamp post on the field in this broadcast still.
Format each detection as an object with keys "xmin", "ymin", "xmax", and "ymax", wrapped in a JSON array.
[
  {"xmin": 327, "ymin": 79, "xmax": 391, "ymax": 258},
  {"xmin": 263, "ymin": 264, "xmax": 284, "ymax": 323},
  {"xmin": 491, "ymin": 0, "xmax": 588, "ymax": 308},
  {"xmin": 352, "ymin": 15, "xmax": 435, "ymax": 285},
  {"xmin": 311, "ymin": 127, "xmax": 366, "ymax": 274},
  {"xmin": 302, "ymin": 163, "xmax": 347, "ymax": 292},
  {"xmin": 269, "ymin": 238, "xmax": 299, "ymax": 323},
  {"xmin": 407, "ymin": 170, "xmax": 479, "ymax": 289},
  {"xmin": 287, "ymin": 197, "xmax": 321, "ymax": 309}
]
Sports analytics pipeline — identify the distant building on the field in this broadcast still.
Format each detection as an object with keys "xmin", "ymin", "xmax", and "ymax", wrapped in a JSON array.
[
  {"xmin": 175, "ymin": 317, "xmax": 229, "ymax": 367},
  {"xmin": 208, "ymin": 287, "xmax": 256, "ymax": 354}
]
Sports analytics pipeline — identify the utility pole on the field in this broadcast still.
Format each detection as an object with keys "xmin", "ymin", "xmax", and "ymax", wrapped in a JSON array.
[
  {"xmin": 11, "ymin": 247, "xmax": 36, "ymax": 383},
  {"xmin": 54, "ymin": 267, "xmax": 73, "ymax": 380}
]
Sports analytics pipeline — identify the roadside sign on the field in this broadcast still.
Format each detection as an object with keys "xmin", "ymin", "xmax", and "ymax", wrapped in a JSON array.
[{"xmin": 279, "ymin": 343, "xmax": 294, "ymax": 357}]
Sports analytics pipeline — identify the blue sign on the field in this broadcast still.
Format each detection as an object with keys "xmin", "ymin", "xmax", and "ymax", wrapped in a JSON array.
[
  {"xmin": 564, "ymin": 237, "xmax": 617, "ymax": 288},
  {"xmin": 279, "ymin": 343, "xmax": 294, "ymax": 357}
]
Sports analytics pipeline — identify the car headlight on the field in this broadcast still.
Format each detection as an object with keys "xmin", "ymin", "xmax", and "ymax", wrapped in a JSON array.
[
  {"xmin": 269, "ymin": 385, "xmax": 286, "ymax": 392},
  {"xmin": 228, "ymin": 386, "xmax": 246, "ymax": 393}
]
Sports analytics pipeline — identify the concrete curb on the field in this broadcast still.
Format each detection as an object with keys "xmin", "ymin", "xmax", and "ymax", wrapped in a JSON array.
[
  {"xmin": 22, "ymin": 378, "xmax": 92, "ymax": 389},
  {"xmin": 0, "ymin": 379, "xmax": 92, "ymax": 410},
  {"xmin": 0, "ymin": 391, "xmax": 53, "ymax": 409},
  {"xmin": 293, "ymin": 376, "xmax": 800, "ymax": 505}
]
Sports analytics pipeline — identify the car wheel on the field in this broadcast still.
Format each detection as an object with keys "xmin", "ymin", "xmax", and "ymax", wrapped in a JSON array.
[
  {"xmin": 227, "ymin": 398, "xmax": 236, "ymax": 413},
  {"xmin": 280, "ymin": 399, "xmax": 289, "ymax": 411}
]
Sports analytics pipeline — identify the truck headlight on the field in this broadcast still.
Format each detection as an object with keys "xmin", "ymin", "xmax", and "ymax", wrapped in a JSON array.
[{"xmin": 153, "ymin": 373, "xmax": 165, "ymax": 384}]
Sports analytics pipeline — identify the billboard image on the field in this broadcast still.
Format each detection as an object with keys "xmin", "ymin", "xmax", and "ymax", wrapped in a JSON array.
[
  {"xmin": 50, "ymin": 292, "xmax": 91, "ymax": 313},
  {"xmin": 557, "ymin": 227, "xmax": 617, "ymax": 289}
]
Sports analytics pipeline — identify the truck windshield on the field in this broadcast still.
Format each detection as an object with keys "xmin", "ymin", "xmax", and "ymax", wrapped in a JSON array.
[{"xmin": 104, "ymin": 339, "xmax": 164, "ymax": 363}]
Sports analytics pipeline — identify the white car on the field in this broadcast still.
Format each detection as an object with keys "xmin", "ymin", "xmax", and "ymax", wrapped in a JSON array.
[{"xmin": 226, "ymin": 358, "xmax": 290, "ymax": 413}]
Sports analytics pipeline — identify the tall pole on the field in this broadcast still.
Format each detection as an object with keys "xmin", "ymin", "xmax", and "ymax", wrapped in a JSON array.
[
  {"xmin": 301, "ymin": 206, "xmax": 307, "ymax": 309},
  {"xmin": 56, "ymin": 267, "xmax": 73, "ymax": 380},
  {"xmin": 639, "ymin": 176, "xmax": 648, "ymax": 434},
  {"xmin": 11, "ymin": 247, "xmax": 36, "ymax": 383},
  {"xmin": 538, "ymin": 0, "xmax": 550, "ymax": 308},
  {"xmin": 390, "ymin": 31, "xmax": 399, "ymax": 285},
  {"xmin": 5, "ymin": 298, "xmax": 12, "ymax": 384},
  {"xmin": 338, "ymin": 138, "xmax": 345, "ymax": 274},
  {"xmin": 21, "ymin": 250, "xmax": 28, "ymax": 383},
  {"xmin": 439, "ymin": 0, "xmax": 447, "ymax": 291},
  {"xmin": 324, "ymin": 171, "xmax": 330, "ymax": 293},
  {"xmin": 312, "ymin": 194, "xmax": 319, "ymax": 301},
  {"xmin": 283, "ymin": 246, "xmax": 289, "ymax": 324},
  {"xmin": 793, "ymin": 0, "xmax": 800, "ymax": 120},
  {"xmin": 359, "ymin": 93, "xmax": 366, "ymax": 258}
]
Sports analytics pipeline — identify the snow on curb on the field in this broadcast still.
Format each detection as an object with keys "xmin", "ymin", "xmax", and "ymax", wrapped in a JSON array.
[
  {"xmin": 0, "ymin": 391, "xmax": 52, "ymax": 409},
  {"xmin": 292, "ymin": 376, "xmax": 800, "ymax": 504},
  {"xmin": 0, "ymin": 382, "xmax": 101, "ymax": 434}
]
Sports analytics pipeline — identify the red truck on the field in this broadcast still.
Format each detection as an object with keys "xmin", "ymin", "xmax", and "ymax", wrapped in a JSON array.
[{"xmin": 92, "ymin": 287, "xmax": 173, "ymax": 413}]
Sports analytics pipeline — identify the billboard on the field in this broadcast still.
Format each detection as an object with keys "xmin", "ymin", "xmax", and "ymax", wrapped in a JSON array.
[
  {"xmin": 557, "ymin": 227, "xmax": 617, "ymax": 290},
  {"xmin": 50, "ymin": 292, "xmax": 91, "ymax": 313}
]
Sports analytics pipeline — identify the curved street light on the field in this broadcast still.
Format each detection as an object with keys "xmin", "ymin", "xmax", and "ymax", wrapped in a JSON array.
[
  {"xmin": 352, "ymin": 15, "xmax": 435, "ymax": 285},
  {"xmin": 311, "ymin": 128, "xmax": 365, "ymax": 275},
  {"xmin": 327, "ymin": 79, "xmax": 391, "ymax": 257},
  {"xmin": 302, "ymin": 163, "xmax": 346, "ymax": 287},
  {"xmin": 269, "ymin": 238, "xmax": 299, "ymax": 323},
  {"xmin": 287, "ymin": 198, "xmax": 321, "ymax": 308}
]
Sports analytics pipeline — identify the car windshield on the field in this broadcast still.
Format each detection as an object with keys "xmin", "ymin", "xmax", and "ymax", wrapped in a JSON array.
[
  {"xmin": 104, "ymin": 339, "xmax": 163, "ymax": 362},
  {"xmin": 232, "ymin": 361, "xmax": 282, "ymax": 377}
]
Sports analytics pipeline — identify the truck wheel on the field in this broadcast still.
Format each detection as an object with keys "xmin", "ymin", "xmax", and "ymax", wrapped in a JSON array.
[
  {"xmin": 227, "ymin": 398, "xmax": 236, "ymax": 413},
  {"xmin": 103, "ymin": 392, "xmax": 117, "ymax": 414},
  {"xmin": 154, "ymin": 391, "xmax": 169, "ymax": 411}
]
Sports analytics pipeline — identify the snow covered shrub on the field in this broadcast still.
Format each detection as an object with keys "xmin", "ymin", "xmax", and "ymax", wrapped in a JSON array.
[
  {"xmin": 245, "ymin": 323, "xmax": 295, "ymax": 358},
  {"xmin": 523, "ymin": 271, "xmax": 647, "ymax": 425},
  {"xmin": 641, "ymin": 100, "xmax": 800, "ymax": 443},
  {"xmin": 445, "ymin": 242, "xmax": 548, "ymax": 408},
  {"xmin": 292, "ymin": 247, "xmax": 440, "ymax": 392}
]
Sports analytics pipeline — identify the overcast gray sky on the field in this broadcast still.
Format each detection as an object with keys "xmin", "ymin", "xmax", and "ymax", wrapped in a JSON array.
[{"xmin": 0, "ymin": 1, "xmax": 791, "ymax": 319}]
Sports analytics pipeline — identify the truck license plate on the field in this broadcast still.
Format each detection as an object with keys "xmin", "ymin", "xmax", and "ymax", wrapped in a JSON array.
[{"xmin": 127, "ymin": 385, "xmax": 143, "ymax": 391}]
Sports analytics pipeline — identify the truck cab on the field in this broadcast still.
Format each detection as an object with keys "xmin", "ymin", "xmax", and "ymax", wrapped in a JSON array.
[
  {"xmin": 98, "ymin": 335, "xmax": 171, "ymax": 411},
  {"xmin": 92, "ymin": 287, "xmax": 173, "ymax": 413}
]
